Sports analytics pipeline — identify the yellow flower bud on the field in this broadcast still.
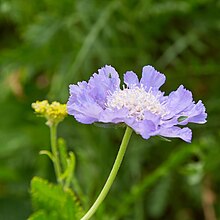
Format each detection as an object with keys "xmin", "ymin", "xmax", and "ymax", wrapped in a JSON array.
[{"xmin": 32, "ymin": 100, "xmax": 67, "ymax": 126}]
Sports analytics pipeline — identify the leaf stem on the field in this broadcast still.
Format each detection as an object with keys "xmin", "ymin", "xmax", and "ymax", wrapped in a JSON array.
[
  {"xmin": 80, "ymin": 126, "xmax": 133, "ymax": 220},
  {"xmin": 50, "ymin": 124, "xmax": 63, "ymax": 185}
]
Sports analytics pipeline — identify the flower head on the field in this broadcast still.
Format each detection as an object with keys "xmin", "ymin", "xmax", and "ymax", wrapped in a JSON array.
[
  {"xmin": 67, "ymin": 65, "xmax": 207, "ymax": 142},
  {"xmin": 32, "ymin": 100, "xmax": 67, "ymax": 126}
]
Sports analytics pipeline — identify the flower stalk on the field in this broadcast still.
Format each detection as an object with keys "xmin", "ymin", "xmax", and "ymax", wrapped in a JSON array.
[
  {"xmin": 50, "ymin": 124, "xmax": 63, "ymax": 185},
  {"xmin": 80, "ymin": 126, "xmax": 133, "ymax": 220},
  {"xmin": 32, "ymin": 100, "xmax": 68, "ymax": 185}
]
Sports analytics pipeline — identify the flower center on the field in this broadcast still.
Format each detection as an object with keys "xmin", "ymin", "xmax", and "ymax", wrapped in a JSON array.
[{"xmin": 106, "ymin": 85, "xmax": 166, "ymax": 120}]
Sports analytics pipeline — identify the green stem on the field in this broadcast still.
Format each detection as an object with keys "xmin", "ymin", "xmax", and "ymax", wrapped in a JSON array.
[
  {"xmin": 80, "ymin": 126, "xmax": 133, "ymax": 220},
  {"xmin": 50, "ymin": 124, "xmax": 63, "ymax": 185}
]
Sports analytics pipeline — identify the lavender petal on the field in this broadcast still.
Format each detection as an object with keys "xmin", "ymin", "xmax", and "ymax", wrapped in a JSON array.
[{"xmin": 140, "ymin": 65, "xmax": 166, "ymax": 90}]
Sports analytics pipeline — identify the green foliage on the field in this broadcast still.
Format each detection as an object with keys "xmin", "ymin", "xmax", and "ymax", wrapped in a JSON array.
[
  {"xmin": 57, "ymin": 138, "xmax": 76, "ymax": 188},
  {"xmin": 29, "ymin": 210, "xmax": 54, "ymax": 220},
  {"xmin": 29, "ymin": 177, "xmax": 82, "ymax": 220}
]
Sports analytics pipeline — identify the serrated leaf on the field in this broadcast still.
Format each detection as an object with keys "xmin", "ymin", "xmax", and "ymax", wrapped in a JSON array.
[
  {"xmin": 28, "ymin": 210, "xmax": 49, "ymax": 220},
  {"xmin": 30, "ymin": 177, "xmax": 83, "ymax": 220},
  {"xmin": 28, "ymin": 210, "xmax": 59, "ymax": 220}
]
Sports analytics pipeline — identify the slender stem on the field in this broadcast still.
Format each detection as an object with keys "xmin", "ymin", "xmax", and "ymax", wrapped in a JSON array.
[
  {"xmin": 50, "ymin": 124, "xmax": 63, "ymax": 185},
  {"xmin": 80, "ymin": 126, "xmax": 133, "ymax": 220}
]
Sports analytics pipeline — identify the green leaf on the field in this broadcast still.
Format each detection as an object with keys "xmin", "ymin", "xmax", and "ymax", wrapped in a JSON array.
[
  {"xmin": 29, "ymin": 177, "xmax": 83, "ymax": 220},
  {"xmin": 39, "ymin": 150, "xmax": 54, "ymax": 162},
  {"xmin": 28, "ymin": 210, "xmax": 60, "ymax": 220},
  {"xmin": 28, "ymin": 210, "xmax": 49, "ymax": 220},
  {"xmin": 157, "ymin": 136, "xmax": 172, "ymax": 142},
  {"xmin": 64, "ymin": 152, "xmax": 76, "ymax": 189},
  {"xmin": 177, "ymin": 116, "xmax": 188, "ymax": 122}
]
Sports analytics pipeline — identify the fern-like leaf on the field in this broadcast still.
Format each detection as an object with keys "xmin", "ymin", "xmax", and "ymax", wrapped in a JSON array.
[{"xmin": 29, "ymin": 177, "xmax": 83, "ymax": 220}]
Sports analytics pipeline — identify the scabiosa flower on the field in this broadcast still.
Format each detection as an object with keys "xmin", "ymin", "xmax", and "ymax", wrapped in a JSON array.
[{"xmin": 67, "ymin": 65, "xmax": 207, "ymax": 142}]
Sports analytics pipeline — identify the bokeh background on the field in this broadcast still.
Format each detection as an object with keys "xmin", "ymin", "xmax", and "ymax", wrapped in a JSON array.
[{"xmin": 0, "ymin": 0, "xmax": 220, "ymax": 219}]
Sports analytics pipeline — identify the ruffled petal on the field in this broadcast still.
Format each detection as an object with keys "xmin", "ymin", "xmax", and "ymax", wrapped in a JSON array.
[
  {"xmin": 125, "ymin": 114, "xmax": 159, "ymax": 140},
  {"xmin": 163, "ymin": 100, "xmax": 207, "ymax": 128},
  {"xmin": 140, "ymin": 65, "xmax": 166, "ymax": 90},
  {"xmin": 69, "ymin": 81, "xmax": 89, "ymax": 97},
  {"xmin": 124, "ymin": 71, "xmax": 139, "ymax": 88},
  {"xmin": 99, "ymin": 108, "xmax": 129, "ymax": 123},
  {"xmin": 90, "ymin": 65, "xmax": 120, "ymax": 91},
  {"xmin": 139, "ymin": 120, "xmax": 159, "ymax": 139},
  {"xmin": 164, "ymin": 85, "xmax": 193, "ymax": 119},
  {"xmin": 68, "ymin": 79, "xmax": 104, "ymax": 123},
  {"xmin": 67, "ymin": 95, "xmax": 103, "ymax": 124},
  {"xmin": 158, "ymin": 126, "xmax": 192, "ymax": 143},
  {"xmin": 144, "ymin": 110, "xmax": 161, "ymax": 124},
  {"xmin": 71, "ymin": 112, "xmax": 97, "ymax": 124},
  {"xmin": 161, "ymin": 117, "xmax": 178, "ymax": 128},
  {"xmin": 88, "ymin": 65, "xmax": 120, "ymax": 107},
  {"xmin": 183, "ymin": 100, "xmax": 207, "ymax": 124}
]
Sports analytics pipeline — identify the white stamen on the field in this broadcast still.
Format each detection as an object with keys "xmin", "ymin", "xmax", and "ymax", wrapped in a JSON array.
[{"xmin": 106, "ymin": 85, "xmax": 166, "ymax": 120}]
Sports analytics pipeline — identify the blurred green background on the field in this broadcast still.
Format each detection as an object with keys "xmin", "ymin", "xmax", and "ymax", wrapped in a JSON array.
[{"xmin": 0, "ymin": 0, "xmax": 220, "ymax": 219}]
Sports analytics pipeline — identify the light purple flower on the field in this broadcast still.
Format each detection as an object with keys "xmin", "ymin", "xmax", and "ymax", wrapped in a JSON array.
[{"xmin": 67, "ymin": 65, "xmax": 207, "ymax": 142}]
